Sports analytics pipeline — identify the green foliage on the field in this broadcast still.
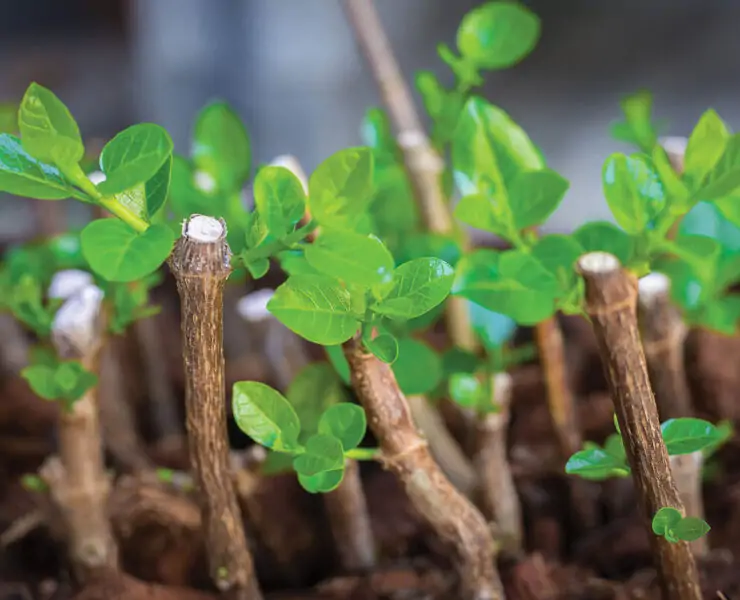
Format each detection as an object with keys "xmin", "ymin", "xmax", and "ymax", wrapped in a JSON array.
[
  {"xmin": 609, "ymin": 90, "xmax": 667, "ymax": 153},
  {"xmin": 652, "ymin": 507, "xmax": 710, "ymax": 543},
  {"xmin": 565, "ymin": 435, "xmax": 630, "ymax": 480},
  {"xmin": 391, "ymin": 337, "xmax": 442, "ymax": 396},
  {"xmin": 660, "ymin": 418, "xmax": 727, "ymax": 455},
  {"xmin": 233, "ymin": 380, "xmax": 374, "ymax": 493},
  {"xmin": 21, "ymin": 357, "xmax": 98, "ymax": 411}
]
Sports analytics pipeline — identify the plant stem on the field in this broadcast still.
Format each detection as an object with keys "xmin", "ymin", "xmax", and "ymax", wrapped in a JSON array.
[
  {"xmin": 169, "ymin": 214, "xmax": 262, "ymax": 600},
  {"xmin": 323, "ymin": 459, "xmax": 377, "ymax": 572},
  {"xmin": 43, "ymin": 284, "xmax": 118, "ymax": 581},
  {"xmin": 670, "ymin": 452, "xmax": 708, "ymax": 556},
  {"xmin": 577, "ymin": 251, "xmax": 701, "ymax": 600},
  {"xmin": 342, "ymin": 335, "xmax": 503, "ymax": 600},
  {"xmin": 473, "ymin": 373, "xmax": 522, "ymax": 555},
  {"xmin": 637, "ymin": 273, "xmax": 693, "ymax": 419}
]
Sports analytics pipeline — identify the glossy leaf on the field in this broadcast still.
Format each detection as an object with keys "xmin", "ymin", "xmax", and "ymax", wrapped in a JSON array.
[
  {"xmin": 0, "ymin": 134, "xmax": 82, "ymax": 200},
  {"xmin": 318, "ymin": 403, "xmax": 366, "ymax": 451},
  {"xmin": 698, "ymin": 134, "xmax": 740, "ymax": 201},
  {"xmin": 253, "ymin": 165, "xmax": 306, "ymax": 237},
  {"xmin": 21, "ymin": 360, "xmax": 97, "ymax": 411},
  {"xmin": 573, "ymin": 221, "xmax": 634, "ymax": 265},
  {"xmin": 652, "ymin": 507, "xmax": 682, "ymax": 536},
  {"xmin": 683, "ymin": 109, "xmax": 729, "ymax": 190},
  {"xmin": 565, "ymin": 446, "xmax": 630, "ymax": 480},
  {"xmin": 391, "ymin": 338, "xmax": 442, "ymax": 396},
  {"xmin": 308, "ymin": 147, "xmax": 374, "ymax": 227},
  {"xmin": 97, "ymin": 124, "xmax": 173, "ymax": 198},
  {"xmin": 602, "ymin": 153, "xmax": 666, "ymax": 234},
  {"xmin": 293, "ymin": 433, "xmax": 345, "ymax": 478},
  {"xmin": 232, "ymin": 381, "xmax": 301, "ymax": 451},
  {"xmin": 80, "ymin": 220, "xmax": 175, "ymax": 282},
  {"xmin": 287, "ymin": 363, "xmax": 348, "ymax": 439},
  {"xmin": 364, "ymin": 332, "xmax": 398, "ymax": 364},
  {"xmin": 531, "ymin": 234, "xmax": 584, "ymax": 290},
  {"xmin": 297, "ymin": 467, "xmax": 344, "ymax": 494},
  {"xmin": 267, "ymin": 275, "xmax": 361, "ymax": 345},
  {"xmin": 661, "ymin": 418, "xmax": 725, "ymax": 455},
  {"xmin": 449, "ymin": 372, "xmax": 486, "ymax": 409},
  {"xmin": 509, "ymin": 168, "xmax": 569, "ymax": 230},
  {"xmin": 456, "ymin": 1, "xmax": 540, "ymax": 70},
  {"xmin": 304, "ymin": 230, "xmax": 394, "ymax": 286},
  {"xmin": 18, "ymin": 83, "xmax": 84, "ymax": 167},
  {"xmin": 372, "ymin": 258, "xmax": 454, "ymax": 320},
  {"xmin": 673, "ymin": 517, "xmax": 711, "ymax": 541},
  {"xmin": 193, "ymin": 101, "xmax": 251, "ymax": 193},
  {"xmin": 454, "ymin": 193, "xmax": 507, "ymax": 237}
]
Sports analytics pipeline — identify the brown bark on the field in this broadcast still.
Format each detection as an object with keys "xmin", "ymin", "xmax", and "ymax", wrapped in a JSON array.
[
  {"xmin": 342, "ymin": 335, "xmax": 502, "ymax": 600},
  {"xmin": 472, "ymin": 374, "xmax": 522, "ymax": 555},
  {"xmin": 43, "ymin": 286, "xmax": 118, "ymax": 581},
  {"xmin": 637, "ymin": 273, "xmax": 693, "ymax": 420},
  {"xmin": 323, "ymin": 460, "xmax": 377, "ymax": 571},
  {"xmin": 169, "ymin": 215, "xmax": 262, "ymax": 600},
  {"xmin": 577, "ymin": 251, "xmax": 701, "ymax": 600}
]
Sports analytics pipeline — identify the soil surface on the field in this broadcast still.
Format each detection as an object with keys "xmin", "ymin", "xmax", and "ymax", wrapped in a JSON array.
[{"xmin": 2, "ymin": 272, "xmax": 740, "ymax": 600}]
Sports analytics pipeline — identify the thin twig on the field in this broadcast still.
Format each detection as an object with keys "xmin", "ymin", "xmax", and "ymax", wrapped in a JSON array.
[
  {"xmin": 577, "ymin": 251, "xmax": 701, "ymax": 600},
  {"xmin": 169, "ymin": 215, "xmax": 262, "ymax": 600}
]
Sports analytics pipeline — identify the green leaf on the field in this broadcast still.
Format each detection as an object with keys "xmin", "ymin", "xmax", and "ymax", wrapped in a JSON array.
[
  {"xmin": 21, "ymin": 364, "xmax": 58, "ymax": 400},
  {"xmin": 683, "ymin": 109, "xmax": 729, "ymax": 190},
  {"xmin": 21, "ymin": 360, "xmax": 97, "ymax": 410},
  {"xmin": 97, "ymin": 123, "xmax": 173, "ymax": 198},
  {"xmin": 613, "ymin": 89, "xmax": 660, "ymax": 152},
  {"xmin": 287, "ymin": 363, "xmax": 348, "ymax": 439},
  {"xmin": 449, "ymin": 372, "xmax": 486, "ymax": 409},
  {"xmin": 661, "ymin": 417, "xmax": 724, "ymax": 455},
  {"xmin": 293, "ymin": 433, "xmax": 345, "ymax": 477},
  {"xmin": 391, "ymin": 337, "xmax": 442, "ymax": 396},
  {"xmin": 456, "ymin": 1, "xmax": 540, "ymax": 70},
  {"xmin": 297, "ymin": 468, "xmax": 345, "ymax": 494},
  {"xmin": 324, "ymin": 344, "xmax": 352, "ymax": 385},
  {"xmin": 193, "ymin": 101, "xmax": 251, "ymax": 194},
  {"xmin": 144, "ymin": 154, "xmax": 173, "ymax": 217},
  {"xmin": 318, "ymin": 403, "xmax": 366, "ymax": 451},
  {"xmin": 672, "ymin": 517, "xmax": 711, "ymax": 542},
  {"xmin": 531, "ymin": 234, "xmax": 584, "ymax": 290},
  {"xmin": 698, "ymin": 134, "xmax": 740, "ymax": 201},
  {"xmin": 602, "ymin": 153, "xmax": 666, "ymax": 234},
  {"xmin": 396, "ymin": 233, "xmax": 463, "ymax": 267},
  {"xmin": 80, "ymin": 220, "xmax": 174, "ymax": 282},
  {"xmin": 308, "ymin": 147, "xmax": 374, "ymax": 227},
  {"xmin": 267, "ymin": 275, "xmax": 361, "ymax": 345},
  {"xmin": 680, "ymin": 202, "xmax": 740, "ymax": 252},
  {"xmin": 453, "ymin": 96, "xmax": 543, "ymax": 201},
  {"xmin": 454, "ymin": 193, "xmax": 507, "ymax": 237},
  {"xmin": 565, "ymin": 446, "xmax": 630, "ymax": 480},
  {"xmin": 232, "ymin": 381, "xmax": 301, "ymax": 451},
  {"xmin": 0, "ymin": 134, "xmax": 82, "ymax": 200},
  {"xmin": 253, "ymin": 165, "xmax": 306, "ymax": 238},
  {"xmin": 260, "ymin": 450, "xmax": 296, "ymax": 475},
  {"xmin": 304, "ymin": 230, "xmax": 394, "ymax": 286},
  {"xmin": 453, "ymin": 249, "xmax": 558, "ymax": 325},
  {"xmin": 509, "ymin": 168, "xmax": 570, "ymax": 230},
  {"xmin": 361, "ymin": 107, "xmax": 397, "ymax": 159},
  {"xmin": 363, "ymin": 332, "xmax": 398, "ymax": 364},
  {"xmin": 18, "ymin": 83, "xmax": 84, "ymax": 167},
  {"xmin": 372, "ymin": 258, "xmax": 454, "ymax": 320},
  {"xmin": 652, "ymin": 507, "xmax": 682, "ymax": 536},
  {"xmin": 469, "ymin": 302, "xmax": 517, "ymax": 349},
  {"xmin": 573, "ymin": 221, "xmax": 634, "ymax": 265}
]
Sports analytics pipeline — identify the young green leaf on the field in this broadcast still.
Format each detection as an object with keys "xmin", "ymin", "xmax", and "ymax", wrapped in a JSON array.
[
  {"xmin": 672, "ymin": 517, "xmax": 711, "ymax": 542},
  {"xmin": 267, "ymin": 275, "xmax": 361, "ymax": 345},
  {"xmin": 253, "ymin": 165, "xmax": 306, "ymax": 237},
  {"xmin": 602, "ymin": 153, "xmax": 666, "ymax": 234},
  {"xmin": 80, "ymin": 220, "xmax": 175, "ymax": 282},
  {"xmin": 449, "ymin": 372, "xmax": 486, "ymax": 409},
  {"xmin": 652, "ymin": 507, "xmax": 682, "ymax": 536},
  {"xmin": 697, "ymin": 134, "xmax": 740, "ymax": 201},
  {"xmin": 661, "ymin": 417, "xmax": 724, "ymax": 455},
  {"xmin": 193, "ymin": 101, "xmax": 251, "ymax": 194},
  {"xmin": 0, "ymin": 134, "xmax": 85, "ymax": 200},
  {"xmin": 565, "ymin": 446, "xmax": 630, "ymax": 480},
  {"xmin": 531, "ymin": 234, "xmax": 584, "ymax": 290},
  {"xmin": 456, "ymin": 1, "xmax": 540, "ymax": 70},
  {"xmin": 318, "ymin": 403, "xmax": 367, "ymax": 451},
  {"xmin": 391, "ymin": 337, "xmax": 442, "ymax": 396},
  {"xmin": 287, "ymin": 362, "xmax": 348, "ymax": 439},
  {"xmin": 509, "ymin": 168, "xmax": 569, "ymax": 230},
  {"xmin": 97, "ymin": 123, "xmax": 173, "ymax": 198},
  {"xmin": 371, "ymin": 257, "xmax": 453, "ymax": 320},
  {"xmin": 363, "ymin": 331, "xmax": 399, "ymax": 364},
  {"xmin": 308, "ymin": 147, "xmax": 374, "ymax": 227},
  {"xmin": 18, "ymin": 83, "xmax": 84, "ymax": 168},
  {"xmin": 683, "ymin": 109, "xmax": 729, "ymax": 190},
  {"xmin": 232, "ymin": 381, "xmax": 301, "ymax": 451},
  {"xmin": 454, "ymin": 193, "xmax": 508, "ymax": 238},
  {"xmin": 298, "ymin": 469, "xmax": 345, "ymax": 494},
  {"xmin": 21, "ymin": 360, "xmax": 98, "ymax": 411},
  {"xmin": 304, "ymin": 230, "xmax": 394, "ymax": 286},
  {"xmin": 573, "ymin": 221, "xmax": 634, "ymax": 265},
  {"xmin": 293, "ymin": 433, "xmax": 345, "ymax": 493}
]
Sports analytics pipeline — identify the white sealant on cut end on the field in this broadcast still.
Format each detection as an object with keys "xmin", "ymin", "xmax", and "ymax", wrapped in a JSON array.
[
  {"xmin": 48, "ymin": 269, "xmax": 94, "ymax": 300},
  {"xmin": 578, "ymin": 252, "xmax": 620, "ymax": 274},
  {"xmin": 270, "ymin": 154, "xmax": 309, "ymax": 193},
  {"xmin": 51, "ymin": 284, "xmax": 105, "ymax": 356},
  {"xmin": 236, "ymin": 289, "xmax": 275, "ymax": 323},
  {"xmin": 638, "ymin": 272, "xmax": 671, "ymax": 305},
  {"xmin": 659, "ymin": 136, "xmax": 688, "ymax": 158},
  {"xmin": 183, "ymin": 214, "xmax": 225, "ymax": 242},
  {"xmin": 193, "ymin": 170, "xmax": 217, "ymax": 194},
  {"xmin": 87, "ymin": 170, "xmax": 107, "ymax": 186}
]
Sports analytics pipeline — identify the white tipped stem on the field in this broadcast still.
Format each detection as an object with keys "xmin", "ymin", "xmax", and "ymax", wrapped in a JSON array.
[
  {"xmin": 48, "ymin": 269, "xmax": 94, "ymax": 301},
  {"xmin": 577, "ymin": 252, "xmax": 621, "ymax": 274},
  {"xmin": 638, "ymin": 272, "xmax": 671, "ymax": 306},
  {"xmin": 51, "ymin": 285, "xmax": 105, "ymax": 359},
  {"xmin": 236, "ymin": 290, "xmax": 275, "ymax": 323},
  {"xmin": 660, "ymin": 136, "xmax": 688, "ymax": 175},
  {"xmin": 270, "ymin": 155, "xmax": 309, "ymax": 193},
  {"xmin": 182, "ymin": 215, "xmax": 225, "ymax": 243}
]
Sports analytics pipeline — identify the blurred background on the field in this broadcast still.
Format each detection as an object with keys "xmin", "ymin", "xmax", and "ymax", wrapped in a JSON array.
[{"xmin": 0, "ymin": 0, "xmax": 735, "ymax": 239}]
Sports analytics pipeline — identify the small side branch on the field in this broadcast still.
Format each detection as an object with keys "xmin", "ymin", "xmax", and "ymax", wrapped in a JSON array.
[
  {"xmin": 473, "ymin": 373, "xmax": 522, "ymax": 555},
  {"xmin": 169, "ymin": 215, "xmax": 262, "ymax": 600},
  {"xmin": 577, "ymin": 252, "xmax": 701, "ymax": 600},
  {"xmin": 343, "ymin": 336, "xmax": 503, "ymax": 600}
]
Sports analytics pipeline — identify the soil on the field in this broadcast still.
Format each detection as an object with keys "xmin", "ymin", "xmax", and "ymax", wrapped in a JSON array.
[{"xmin": 2, "ymin": 267, "xmax": 740, "ymax": 600}]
